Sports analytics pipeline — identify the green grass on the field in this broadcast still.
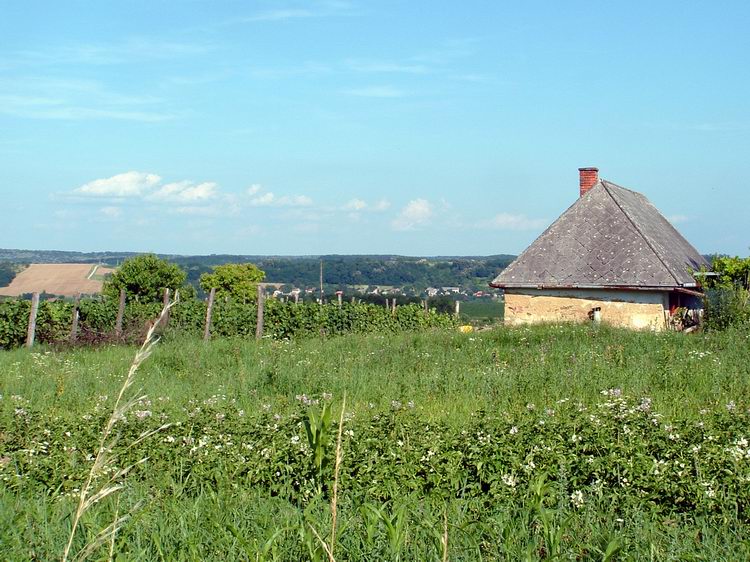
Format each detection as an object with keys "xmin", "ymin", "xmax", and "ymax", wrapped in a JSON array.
[
  {"xmin": 1, "ymin": 323, "xmax": 750, "ymax": 560},
  {"xmin": 459, "ymin": 299, "xmax": 504, "ymax": 324}
]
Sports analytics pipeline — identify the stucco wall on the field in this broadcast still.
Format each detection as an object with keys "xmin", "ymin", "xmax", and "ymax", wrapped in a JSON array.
[{"xmin": 503, "ymin": 289, "xmax": 669, "ymax": 330}]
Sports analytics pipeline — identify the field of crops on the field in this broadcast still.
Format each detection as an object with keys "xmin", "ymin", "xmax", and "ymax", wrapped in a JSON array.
[{"xmin": 2, "ymin": 323, "xmax": 750, "ymax": 560}]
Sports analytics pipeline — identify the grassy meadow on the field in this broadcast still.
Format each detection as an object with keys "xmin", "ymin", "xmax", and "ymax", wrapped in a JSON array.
[{"xmin": 1, "ymin": 323, "xmax": 750, "ymax": 560}]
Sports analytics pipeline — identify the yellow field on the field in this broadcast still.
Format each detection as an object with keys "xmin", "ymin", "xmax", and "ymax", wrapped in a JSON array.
[{"xmin": 0, "ymin": 264, "xmax": 114, "ymax": 297}]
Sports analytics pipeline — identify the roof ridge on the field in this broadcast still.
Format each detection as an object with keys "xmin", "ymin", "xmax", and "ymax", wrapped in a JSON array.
[{"xmin": 601, "ymin": 181, "xmax": 681, "ymax": 285}]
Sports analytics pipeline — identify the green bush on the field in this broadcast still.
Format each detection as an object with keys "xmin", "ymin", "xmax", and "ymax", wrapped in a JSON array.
[{"xmin": 0, "ymin": 298, "xmax": 457, "ymax": 349}]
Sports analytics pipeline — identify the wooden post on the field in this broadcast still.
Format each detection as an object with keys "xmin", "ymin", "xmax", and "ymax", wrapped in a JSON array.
[
  {"xmin": 160, "ymin": 288, "xmax": 171, "ymax": 329},
  {"xmin": 423, "ymin": 299, "xmax": 429, "ymax": 315},
  {"xmin": 26, "ymin": 292, "xmax": 40, "ymax": 348},
  {"xmin": 337, "ymin": 291, "xmax": 343, "ymax": 308},
  {"xmin": 115, "ymin": 288, "xmax": 126, "ymax": 337},
  {"xmin": 392, "ymin": 298, "xmax": 397, "ymax": 313},
  {"xmin": 455, "ymin": 300, "xmax": 460, "ymax": 317},
  {"xmin": 69, "ymin": 293, "xmax": 81, "ymax": 342},
  {"xmin": 203, "ymin": 287, "xmax": 216, "ymax": 341},
  {"xmin": 256, "ymin": 284, "xmax": 265, "ymax": 339},
  {"xmin": 351, "ymin": 296, "xmax": 355, "ymax": 304},
  {"xmin": 319, "ymin": 260, "xmax": 324, "ymax": 305},
  {"xmin": 294, "ymin": 292, "xmax": 299, "ymax": 305},
  {"xmin": 385, "ymin": 298, "xmax": 389, "ymax": 310}
]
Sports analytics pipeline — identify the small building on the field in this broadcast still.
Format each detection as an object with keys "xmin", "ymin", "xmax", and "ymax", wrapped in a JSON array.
[{"xmin": 490, "ymin": 167, "xmax": 709, "ymax": 330}]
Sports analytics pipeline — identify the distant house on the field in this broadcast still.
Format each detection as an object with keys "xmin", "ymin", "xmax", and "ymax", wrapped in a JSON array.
[{"xmin": 490, "ymin": 167, "xmax": 709, "ymax": 330}]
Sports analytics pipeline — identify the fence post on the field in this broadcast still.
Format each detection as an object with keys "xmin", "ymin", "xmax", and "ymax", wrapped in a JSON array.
[
  {"xmin": 115, "ymin": 288, "xmax": 126, "ymax": 337},
  {"xmin": 337, "ymin": 291, "xmax": 343, "ymax": 308},
  {"xmin": 204, "ymin": 287, "xmax": 216, "ymax": 342},
  {"xmin": 256, "ymin": 284, "xmax": 265, "ymax": 339},
  {"xmin": 455, "ymin": 300, "xmax": 460, "ymax": 318},
  {"xmin": 160, "ymin": 287, "xmax": 171, "ymax": 329},
  {"xmin": 392, "ymin": 298, "xmax": 397, "ymax": 314},
  {"xmin": 385, "ymin": 298, "xmax": 390, "ymax": 310},
  {"xmin": 423, "ymin": 299, "xmax": 429, "ymax": 315},
  {"xmin": 26, "ymin": 292, "xmax": 40, "ymax": 348},
  {"xmin": 69, "ymin": 293, "xmax": 81, "ymax": 342}
]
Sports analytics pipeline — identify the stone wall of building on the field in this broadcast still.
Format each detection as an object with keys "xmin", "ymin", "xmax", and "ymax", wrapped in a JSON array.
[{"xmin": 503, "ymin": 288, "xmax": 669, "ymax": 330}]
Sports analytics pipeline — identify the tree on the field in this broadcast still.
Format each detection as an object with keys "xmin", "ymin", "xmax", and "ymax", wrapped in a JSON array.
[
  {"xmin": 199, "ymin": 263, "xmax": 265, "ymax": 303},
  {"xmin": 103, "ymin": 254, "xmax": 187, "ymax": 303}
]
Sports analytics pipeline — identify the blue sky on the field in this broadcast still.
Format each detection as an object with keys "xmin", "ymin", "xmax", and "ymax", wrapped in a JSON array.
[{"xmin": 1, "ymin": 1, "xmax": 748, "ymax": 256}]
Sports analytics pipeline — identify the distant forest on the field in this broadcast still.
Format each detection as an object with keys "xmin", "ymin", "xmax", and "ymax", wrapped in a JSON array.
[{"xmin": 0, "ymin": 249, "xmax": 515, "ymax": 292}]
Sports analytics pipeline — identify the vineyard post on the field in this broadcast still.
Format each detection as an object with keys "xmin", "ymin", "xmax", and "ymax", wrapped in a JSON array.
[
  {"xmin": 392, "ymin": 298, "xmax": 397, "ymax": 314},
  {"xmin": 319, "ymin": 260, "xmax": 324, "ymax": 305},
  {"xmin": 385, "ymin": 298, "xmax": 389, "ymax": 310},
  {"xmin": 423, "ymin": 299, "xmax": 429, "ymax": 315},
  {"xmin": 25, "ymin": 292, "xmax": 40, "ymax": 348},
  {"xmin": 203, "ymin": 287, "xmax": 216, "ymax": 341},
  {"xmin": 69, "ymin": 293, "xmax": 81, "ymax": 342},
  {"xmin": 256, "ymin": 284, "xmax": 265, "ymax": 339},
  {"xmin": 455, "ymin": 300, "xmax": 460, "ymax": 317},
  {"xmin": 337, "ymin": 291, "xmax": 343, "ymax": 308},
  {"xmin": 160, "ymin": 287, "xmax": 171, "ymax": 329},
  {"xmin": 115, "ymin": 288, "xmax": 126, "ymax": 336},
  {"xmin": 294, "ymin": 292, "xmax": 299, "ymax": 305}
]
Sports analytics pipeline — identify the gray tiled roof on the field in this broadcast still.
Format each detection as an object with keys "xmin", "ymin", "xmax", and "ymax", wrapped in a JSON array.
[{"xmin": 491, "ymin": 180, "xmax": 709, "ymax": 289}]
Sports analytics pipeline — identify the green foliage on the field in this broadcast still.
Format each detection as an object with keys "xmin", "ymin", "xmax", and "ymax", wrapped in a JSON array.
[
  {"xmin": 1, "ymin": 324, "xmax": 750, "ymax": 558},
  {"xmin": 0, "ymin": 299, "xmax": 30, "ymax": 348},
  {"xmin": 709, "ymin": 255, "xmax": 750, "ymax": 289},
  {"xmin": 0, "ymin": 298, "xmax": 457, "ymax": 349},
  {"xmin": 102, "ymin": 254, "xmax": 186, "ymax": 303},
  {"xmin": 0, "ymin": 262, "xmax": 24, "ymax": 286},
  {"xmin": 703, "ymin": 256, "xmax": 750, "ymax": 329},
  {"xmin": 199, "ymin": 263, "xmax": 265, "ymax": 303}
]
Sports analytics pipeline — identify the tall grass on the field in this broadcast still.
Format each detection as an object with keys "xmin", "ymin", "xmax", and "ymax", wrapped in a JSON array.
[{"xmin": 1, "ymin": 322, "xmax": 749, "ymax": 559}]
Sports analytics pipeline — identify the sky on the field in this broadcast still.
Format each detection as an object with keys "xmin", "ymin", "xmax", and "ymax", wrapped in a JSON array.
[{"xmin": 1, "ymin": 1, "xmax": 748, "ymax": 257}]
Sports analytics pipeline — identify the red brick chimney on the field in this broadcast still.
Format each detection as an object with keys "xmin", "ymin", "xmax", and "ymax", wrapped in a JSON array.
[{"xmin": 578, "ymin": 167, "xmax": 599, "ymax": 198}]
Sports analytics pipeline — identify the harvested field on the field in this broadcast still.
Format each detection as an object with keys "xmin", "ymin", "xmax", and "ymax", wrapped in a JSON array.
[{"xmin": 0, "ymin": 263, "xmax": 114, "ymax": 297}]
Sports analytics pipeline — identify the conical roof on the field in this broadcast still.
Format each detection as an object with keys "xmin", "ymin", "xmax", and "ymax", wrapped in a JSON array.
[{"xmin": 490, "ymin": 180, "xmax": 708, "ymax": 289}]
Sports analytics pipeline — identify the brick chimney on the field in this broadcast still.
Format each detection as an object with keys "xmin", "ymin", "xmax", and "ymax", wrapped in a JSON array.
[{"xmin": 578, "ymin": 167, "xmax": 599, "ymax": 198}]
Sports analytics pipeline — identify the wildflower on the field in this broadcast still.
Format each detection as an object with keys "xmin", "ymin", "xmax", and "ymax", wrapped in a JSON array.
[
  {"xmin": 726, "ymin": 401, "xmax": 737, "ymax": 412},
  {"xmin": 509, "ymin": 426, "xmax": 519, "ymax": 435},
  {"xmin": 501, "ymin": 474, "xmax": 517, "ymax": 488},
  {"xmin": 570, "ymin": 490, "xmax": 584, "ymax": 509},
  {"xmin": 391, "ymin": 400, "xmax": 402, "ymax": 410},
  {"xmin": 134, "ymin": 410, "xmax": 152, "ymax": 420},
  {"xmin": 291, "ymin": 435, "xmax": 300, "ymax": 444}
]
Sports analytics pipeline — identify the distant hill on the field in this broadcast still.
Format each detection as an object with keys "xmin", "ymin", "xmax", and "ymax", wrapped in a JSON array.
[{"xmin": 0, "ymin": 249, "xmax": 515, "ymax": 292}]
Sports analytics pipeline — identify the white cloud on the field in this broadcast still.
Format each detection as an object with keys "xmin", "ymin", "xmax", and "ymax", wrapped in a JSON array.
[
  {"xmin": 148, "ymin": 181, "xmax": 218, "ymax": 203},
  {"xmin": 250, "ymin": 192, "xmax": 277, "ymax": 206},
  {"xmin": 481, "ymin": 213, "xmax": 547, "ymax": 231},
  {"xmin": 668, "ymin": 214, "xmax": 689, "ymax": 224},
  {"xmin": 247, "ymin": 183, "xmax": 262, "ymax": 196},
  {"xmin": 344, "ymin": 198, "xmax": 367, "ymax": 211},
  {"xmin": 343, "ymin": 198, "xmax": 390, "ymax": 212},
  {"xmin": 75, "ymin": 171, "xmax": 161, "ymax": 197},
  {"xmin": 100, "ymin": 206, "xmax": 121, "ymax": 218},
  {"xmin": 392, "ymin": 199, "xmax": 433, "ymax": 231},
  {"xmin": 250, "ymin": 191, "xmax": 313, "ymax": 207}
]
